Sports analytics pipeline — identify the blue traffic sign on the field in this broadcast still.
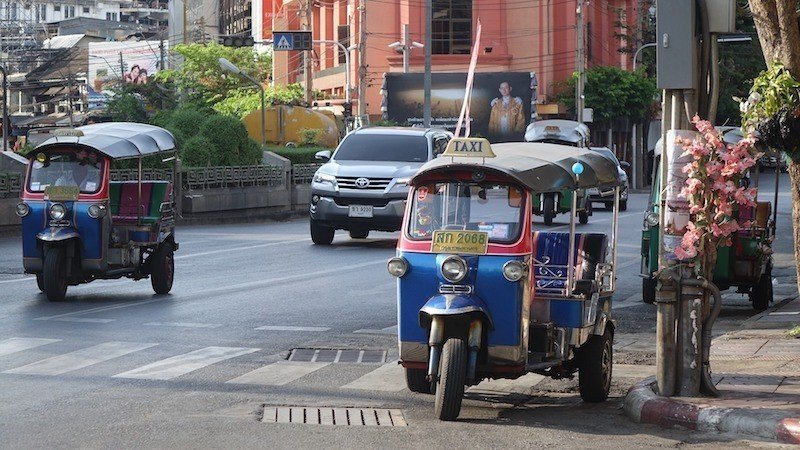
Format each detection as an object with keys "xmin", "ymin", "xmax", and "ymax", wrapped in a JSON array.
[
  {"xmin": 272, "ymin": 31, "xmax": 312, "ymax": 51},
  {"xmin": 273, "ymin": 32, "xmax": 293, "ymax": 50}
]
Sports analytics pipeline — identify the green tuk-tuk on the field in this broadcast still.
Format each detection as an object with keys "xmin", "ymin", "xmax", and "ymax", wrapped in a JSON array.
[{"xmin": 640, "ymin": 128, "xmax": 776, "ymax": 310}]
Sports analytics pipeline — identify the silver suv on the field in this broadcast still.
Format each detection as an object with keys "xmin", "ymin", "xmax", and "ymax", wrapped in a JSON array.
[{"xmin": 309, "ymin": 127, "xmax": 452, "ymax": 244}]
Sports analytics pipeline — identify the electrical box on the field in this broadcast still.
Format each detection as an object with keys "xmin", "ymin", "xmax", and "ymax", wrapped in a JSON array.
[
  {"xmin": 656, "ymin": 0, "xmax": 697, "ymax": 89},
  {"xmin": 706, "ymin": 0, "xmax": 736, "ymax": 33}
]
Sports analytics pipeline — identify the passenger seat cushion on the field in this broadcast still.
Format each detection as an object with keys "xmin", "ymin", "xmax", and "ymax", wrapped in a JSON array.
[
  {"xmin": 531, "ymin": 231, "xmax": 608, "ymax": 293},
  {"xmin": 110, "ymin": 181, "xmax": 172, "ymax": 225}
]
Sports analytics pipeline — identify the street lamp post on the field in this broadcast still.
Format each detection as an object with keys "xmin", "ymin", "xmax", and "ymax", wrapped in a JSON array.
[
  {"xmin": 219, "ymin": 58, "xmax": 267, "ymax": 147},
  {"xmin": 388, "ymin": 24, "xmax": 424, "ymax": 73},
  {"xmin": 1, "ymin": 65, "xmax": 7, "ymax": 153},
  {"xmin": 632, "ymin": 42, "xmax": 657, "ymax": 71}
]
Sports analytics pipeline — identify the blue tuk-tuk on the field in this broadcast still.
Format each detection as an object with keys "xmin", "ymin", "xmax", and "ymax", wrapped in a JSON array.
[
  {"xmin": 15, "ymin": 123, "xmax": 178, "ymax": 301},
  {"xmin": 388, "ymin": 137, "xmax": 622, "ymax": 420}
]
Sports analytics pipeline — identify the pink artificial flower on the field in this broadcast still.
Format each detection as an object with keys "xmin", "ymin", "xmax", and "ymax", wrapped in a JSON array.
[{"xmin": 674, "ymin": 245, "xmax": 698, "ymax": 261}]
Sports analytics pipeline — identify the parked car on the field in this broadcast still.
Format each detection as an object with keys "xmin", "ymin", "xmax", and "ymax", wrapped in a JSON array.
[
  {"xmin": 309, "ymin": 127, "xmax": 452, "ymax": 244},
  {"xmin": 586, "ymin": 147, "xmax": 629, "ymax": 211}
]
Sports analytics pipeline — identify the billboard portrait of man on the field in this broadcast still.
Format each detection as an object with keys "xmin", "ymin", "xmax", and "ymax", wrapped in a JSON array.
[{"xmin": 488, "ymin": 81, "xmax": 526, "ymax": 138}]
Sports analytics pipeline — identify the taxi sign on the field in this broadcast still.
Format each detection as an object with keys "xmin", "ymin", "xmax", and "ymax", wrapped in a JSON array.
[
  {"xmin": 431, "ymin": 230, "xmax": 489, "ymax": 255},
  {"xmin": 44, "ymin": 185, "xmax": 79, "ymax": 201},
  {"xmin": 442, "ymin": 137, "xmax": 495, "ymax": 158},
  {"xmin": 51, "ymin": 129, "xmax": 84, "ymax": 137},
  {"xmin": 543, "ymin": 125, "xmax": 561, "ymax": 135}
]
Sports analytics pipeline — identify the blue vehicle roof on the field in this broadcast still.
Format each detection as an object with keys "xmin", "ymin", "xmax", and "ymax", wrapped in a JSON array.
[{"xmin": 34, "ymin": 122, "xmax": 177, "ymax": 160}]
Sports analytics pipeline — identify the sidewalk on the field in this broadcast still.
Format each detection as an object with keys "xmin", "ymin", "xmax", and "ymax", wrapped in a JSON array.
[{"xmin": 624, "ymin": 291, "xmax": 800, "ymax": 444}]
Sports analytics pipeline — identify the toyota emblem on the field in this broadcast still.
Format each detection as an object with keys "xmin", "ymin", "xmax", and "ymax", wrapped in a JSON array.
[{"xmin": 355, "ymin": 177, "xmax": 370, "ymax": 188}]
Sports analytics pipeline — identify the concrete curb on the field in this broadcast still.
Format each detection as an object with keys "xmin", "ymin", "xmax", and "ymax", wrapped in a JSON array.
[{"xmin": 624, "ymin": 379, "xmax": 800, "ymax": 444}]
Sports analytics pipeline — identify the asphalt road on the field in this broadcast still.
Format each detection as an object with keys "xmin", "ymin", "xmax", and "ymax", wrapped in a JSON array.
[{"xmin": 0, "ymin": 173, "xmax": 794, "ymax": 448}]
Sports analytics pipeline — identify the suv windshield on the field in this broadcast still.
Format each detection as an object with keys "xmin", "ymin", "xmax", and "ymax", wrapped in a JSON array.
[
  {"xmin": 408, "ymin": 182, "xmax": 525, "ymax": 243},
  {"xmin": 28, "ymin": 151, "xmax": 104, "ymax": 194},
  {"xmin": 334, "ymin": 134, "xmax": 428, "ymax": 162}
]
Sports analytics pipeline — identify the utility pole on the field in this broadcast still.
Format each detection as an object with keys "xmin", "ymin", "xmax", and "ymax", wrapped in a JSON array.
[
  {"xmin": 575, "ymin": 0, "xmax": 586, "ymax": 124},
  {"xmin": 357, "ymin": 0, "xmax": 367, "ymax": 117},
  {"xmin": 119, "ymin": 52, "xmax": 125, "ymax": 84},
  {"xmin": 303, "ymin": 0, "xmax": 313, "ymax": 105},
  {"xmin": 402, "ymin": 23, "xmax": 410, "ymax": 73},
  {"xmin": 423, "ymin": 0, "xmax": 432, "ymax": 127}
]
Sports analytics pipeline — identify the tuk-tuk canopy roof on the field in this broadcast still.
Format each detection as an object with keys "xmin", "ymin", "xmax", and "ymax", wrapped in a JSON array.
[
  {"xmin": 35, "ymin": 122, "xmax": 177, "ymax": 160},
  {"xmin": 524, "ymin": 119, "xmax": 589, "ymax": 144},
  {"xmin": 413, "ymin": 141, "xmax": 622, "ymax": 192}
]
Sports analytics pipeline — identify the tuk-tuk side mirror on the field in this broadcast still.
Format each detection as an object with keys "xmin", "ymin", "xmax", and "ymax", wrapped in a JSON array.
[
  {"xmin": 508, "ymin": 187, "xmax": 523, "ymax": 208},
  {"xmin": 619, "ymin": 161, "xmax": 631, "ymax": 170},
  {"xmin": 315, "ymin": 150, "xmax": 332, "ymax": 161}
]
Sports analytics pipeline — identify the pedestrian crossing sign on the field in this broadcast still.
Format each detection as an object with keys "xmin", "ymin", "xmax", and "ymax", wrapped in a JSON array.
[
  {"xmin": 272, "ymin": 31, "xmax": 312, "ymax": 51},
  {"xmin": 275, "ymin": 33, "xmax": 293, "ymax": 50}
]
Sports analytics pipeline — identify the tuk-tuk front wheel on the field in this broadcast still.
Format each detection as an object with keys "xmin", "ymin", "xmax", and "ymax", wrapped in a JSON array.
[
  {"xmin": 543, "ymin": 195, "xmax": 555, "ymax": 226},
  {"xmin": 42, "ymin": 247, "xmax": 68, "ymax": 302},
  {"xmin": 578, "ymin": 210, "xmax": 589, "ymax": 225},
  {"xmin": 578, "ymin": 328, "xmax": 613, "ymax": 403},
  {"xmin": 150, "ymin": 244, "xmax": 174, "ymax": 295},
  {"xmin": 405, "ymin": 368, "xmax": 433, "ymax": 394},
  {"xmin": 434, "ymin": 338, "xmax": 467, "ymax": 421}
]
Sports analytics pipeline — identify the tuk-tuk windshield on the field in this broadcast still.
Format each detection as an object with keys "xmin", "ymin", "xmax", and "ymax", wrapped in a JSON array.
[
  {"xmin": 408, "ymin": 182, "xmax": 525, "ymax": 243},
  {"xmin": 28, "ymin": 151, "xmax": 104, "ymax": 194}
]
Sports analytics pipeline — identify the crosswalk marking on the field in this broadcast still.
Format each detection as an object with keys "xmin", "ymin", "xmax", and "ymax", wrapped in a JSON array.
[
  {"xmin": 0, "ymin": 337, "xmax": 61, "ymax": 357},
  {"xmin": 4, "ymin": 342, "xmax": 157, "ymax": 376},
  {"xmin": 255, "ymin": 326, "xmax": 330, "ymax": 332},
  {"xmin": 113, "ymin": 346, "xmax": 259, "ymax": 380},
  {"xmin": 144, "ymin": 322, "xmax": 223, "ymax": 329},
  {"xmin": 341, "ymin": 361, "xmax": 405, "ymax": 391},
  {"xmin": 53, "ymin": 317, "xmax": 116, "ymax": 324},
  {"xmin": 227, "ymin": 361, "xmax": 329, "ymax": 386}
]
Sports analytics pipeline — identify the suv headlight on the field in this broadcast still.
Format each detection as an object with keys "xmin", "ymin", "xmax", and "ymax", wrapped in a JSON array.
[
  {"xmin": 645, "ymin": 211, "xmax": 659, "ymax": 227},
  {"xmin": 441, "ymin": 256, "xmax": 468, "ymax": 283},
  {"xmin": 49, "ymin": 203, "xmax": 67, "ymax": 221},
  {"xmin": 395, "ymin": 177, "xmax": 411, "ymax": 186},
  {"xmin": 313, "ymin": 172, "xmax": 337, "ymax": 185}
]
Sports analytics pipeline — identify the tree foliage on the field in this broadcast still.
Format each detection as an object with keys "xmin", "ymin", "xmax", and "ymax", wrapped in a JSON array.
[
  {"xmin": 105, "ymin": 93, "xmax": 148, "ymax": 123},
  {"xmin": 211, "ymin": 84, "xmax": 306, "ymax": 118},
  {"xmin": 556, "ymin": 66, "xmax": 658, "ymax": 123}
]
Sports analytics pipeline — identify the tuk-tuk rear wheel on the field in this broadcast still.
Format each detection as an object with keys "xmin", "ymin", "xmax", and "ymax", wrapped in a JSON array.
[
  {"xmin": 578, "ymin": 328, "xmax": 613, "ymax": 403},
  {"xmin": 434, "ymin": 338, "xmax": 467, "ymax": 421},
  {"xmin": 36, "ymin": 273, "xmax": 45, "ymax": 293},
  {"xmin": 150, "ymin": 244, "xmax": 174, "ymax": 295},
  {"xmin": 642, "ymin": 276, "xmax": 656, "ymax": 304},
  {"xmin": 42, "ymin": 247, "xmax": 68, "ymax": 302},
  {"xmin": 405, "ymin": 368, "xmax": 433, "ymax": 394},
  {"xmin": 543, "ymin": 196, "xmax": 555, "ymax": 226},
  {"xmin": 750, "ymin": 268, "xmax": 773, "ymax": 312}
]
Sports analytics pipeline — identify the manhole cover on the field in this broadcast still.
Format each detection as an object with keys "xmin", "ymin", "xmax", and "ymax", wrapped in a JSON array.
[
  {"xmin": 288, "ymin": 348, "xmax": 387, "ymax": 364},
  {"xmin": 262, "ymin": 406, "xmax": 406, "ymax": 426}
]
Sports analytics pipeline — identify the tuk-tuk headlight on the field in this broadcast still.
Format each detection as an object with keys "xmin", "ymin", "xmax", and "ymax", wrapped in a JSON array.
[
  {"xmin": 441, "ymin": 256, "xmax": 468, "ymax": 283},
  {"xmin": 49, "ymin": 203, "xmax": 67, "ymax": 221},
  {"xmin": 387, "ymin": 257, "xmax": 408, "ymax": 277},
  {"xmin": 502, "ymin": 260, "xmax": 527, "ymax": 282},
  {"xmin": 645, "ymin": 212, "xmax": 659, "ymax": 227},
  {"xmin": 15, "ymin": 202, "xmax": 29, "ymax": 218},
  {"xmin": 88, "ymin": 204, "xmax": 107, "ymax": 219}
]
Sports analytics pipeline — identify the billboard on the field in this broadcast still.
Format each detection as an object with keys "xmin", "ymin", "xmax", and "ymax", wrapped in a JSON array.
[
  {"xmin": 384, "ymin": 72, "xmax": 536, "ymax": 143},
  {"xmin": 88, "ymin": 41, "xmax": 165, "ymax": 97}
]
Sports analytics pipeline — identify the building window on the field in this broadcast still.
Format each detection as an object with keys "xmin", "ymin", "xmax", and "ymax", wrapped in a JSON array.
[
  {"xmin": 432, "ymin": 0, "xmax": 471, "ymax": 54},
  {"xmin": 35, "ymin": 4, "xmax": 46, "ymax": 22},
  {"xmin": 64, "ymin": 5, "xmax": 75, "ymax": 18},
  {"xmin": 106, "ymin": 12, "xmax": 118, "ymax": 21},
  {"xmin": 338, "ymin": 25, "xmax": 350, "ymax": 64},
  {"xmin": 83, "ymin": 6, "xmax": 90, "ymax": 13},
  {"xmin": 9, "ymin": 2, "xmax": 18, "ymax": 19},
  {"xmin": 53, "ymin": 5, "xmax": 60, "ymax": 11}
]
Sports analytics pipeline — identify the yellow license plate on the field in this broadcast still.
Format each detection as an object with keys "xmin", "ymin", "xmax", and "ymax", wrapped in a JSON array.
[
  {"xmin": 44, "ymin": 185, "xmax": 80, "ymax": 201},
  {"xmin": 431, "ymin": 231, "xmax": 489, "ymax": 255}
]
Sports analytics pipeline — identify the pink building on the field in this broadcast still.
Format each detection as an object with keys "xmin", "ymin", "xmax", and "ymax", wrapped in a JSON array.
[{"xmin": 264, "ymin": 0, "xmax": 639, "ymax": 118}]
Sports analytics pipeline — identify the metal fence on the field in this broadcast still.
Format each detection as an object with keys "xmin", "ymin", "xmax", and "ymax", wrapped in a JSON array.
[
  {"xmin": 110, "ymin": 169, "xmax": 174, "ymax": 183},
  {"xmin": 0, "ymin": 172, "xmax": 22, "ymax": 198},
  {"xmin": 292, "ymin": 163, "xmax": 323, "ymax": 184}
]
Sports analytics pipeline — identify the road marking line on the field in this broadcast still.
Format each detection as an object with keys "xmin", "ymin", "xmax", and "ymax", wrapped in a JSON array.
[
  {"xmin": 4, "ymin": 342, "xmax": 157, "ymax": 376},
  {"xmin": 174, "ymin": 238, "xmax": 310, "ymax": 260},
  {"xmin": 0, "ymin": 277, "xmax": 34, "ymax": 284},
  {"xmin": 113, "ymin": 346, "xmax": 259, "ymax": 380},
  {"xmin": 353, "ymin": 325, "xmax": 398, "ymax": 335},
  {"xmin": 144, "ymin": 322, "xmax": 223, "ymax": 328},
  {"xmin": 0, "ymin": 337, "xmax": 61, "ymax": 357},
  {"xmin": 52, "ymin": 317, "xmax": 116, "ymax": 323},
  {"xmin": 227, "ymin": 361, "xmax": 330, "ymax": 386},
  {"xmin": 341, "ymin": 360, "xmax": 405, "ymax": 391},
  {"xmin": 255, "ymin": 325, "xmax": 330, "ymax": 332}
]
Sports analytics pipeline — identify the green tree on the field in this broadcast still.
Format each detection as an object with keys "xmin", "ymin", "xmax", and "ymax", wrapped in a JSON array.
[
  {"xmin": 106, "ymin": 93, "xmax": 148, "ymax": 123},
  {"xmin": 211, "ymin": 84, "xmax": 306, "ymax": 118},
  {"xmin": 556, "ymin": 66, "xmax": 658, "ymax": 123}
]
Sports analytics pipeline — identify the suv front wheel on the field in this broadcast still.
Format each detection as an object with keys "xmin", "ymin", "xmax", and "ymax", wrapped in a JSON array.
[{"xmin": 310, "ymin": 219, "xmax": 335, "ymax": 245}]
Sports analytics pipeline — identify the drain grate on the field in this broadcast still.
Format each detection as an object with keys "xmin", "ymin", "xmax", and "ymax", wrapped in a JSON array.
[
  {"xmin": 288, "ymin": 348, "xmax": 387, "ymax": 364},
  {"xmin": 261, "ymin": 407, "xmax": 407, "ymax": 426}
]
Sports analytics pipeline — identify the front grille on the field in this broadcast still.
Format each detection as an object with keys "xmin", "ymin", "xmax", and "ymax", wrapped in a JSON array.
[
  {"xmin": 336, "ymin": 176, "xmax": 392, "ymax": 190},
  {"xmin": 333, "ymin": 197, "xmax": 391, "ymax": 207},
  {"xmin": 439, "ymin": 284, "xmax": 473, "ymax": 295}
]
